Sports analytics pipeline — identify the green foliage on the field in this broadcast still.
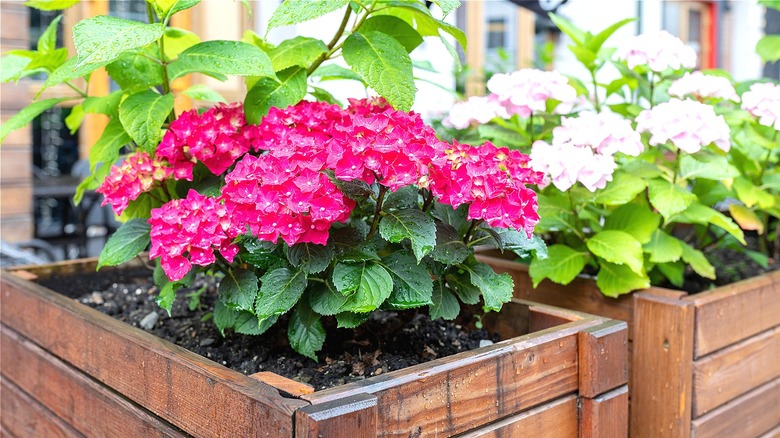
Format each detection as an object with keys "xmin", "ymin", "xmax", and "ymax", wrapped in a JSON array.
[
  {"xmin": 757, "ymin": 35, "xmax": 780, "ymax": 63},
  {"xmin": 97, "ymin": 219, "xmax": 151, "ymax": 269},
  {"xmin": 169, "ymin": 41, "xmax": 275, "ymax": 80},
  {"xmin": 119, "ymin": 91, "xmax": 175, "ymax": 150},
  {"xmin": 0, "ymin": 97, "xmax": 72, "ymax": 143},
  {"xmin": 73, "ymin": 16, "xmax": 164, "ymax": 67},
  {"xmin": 244, "ymin": 67, "xmax": 307, "ymax": 123},
  {"xmin": 379, "ymin": 209, "xmax": 436, "ymax": 262},
  {"xmin": 268, "ymin": 0, "xmax": 350, "ymax": 31},
  {"xmin": 24, "ymin": 0, "xmax": 79, "ymax": 10},
  {"xmin": 219, "ymin": 269, "xmax": 259, "ymax": 312}
]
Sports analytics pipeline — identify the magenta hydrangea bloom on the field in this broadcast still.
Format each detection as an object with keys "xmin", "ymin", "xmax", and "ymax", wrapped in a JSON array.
[
  {"xmin": 741, "ymin": 82, "xmax": 780, "ymax": 130},
  {"xmin": 427, "ymin": 141, "xmax": 543, "ymax": 236},
  {"xmin": 96, "ymin": 152, "xmax": 172, "ymax": 215},
  {"xmin": 668, "ymin": 71, "xmax": 739, "ymax": 102},
  {"xmin": 149, "ymin": 189, "xmax": 239, "ymax": 281},
  {"xmin": 156, "ymin": 102, "xmax": 249, "ymax": 179},
  {"xmin": 486, "ymin": 69, "xmax": 577, "ymax": 118},
  {"xmin": 615, "ymin": 30, "xmax": 697, "ymax": 72},
  {"xmin": 636, "ymin": 99, "xmax": 730, "ymax": 153}
]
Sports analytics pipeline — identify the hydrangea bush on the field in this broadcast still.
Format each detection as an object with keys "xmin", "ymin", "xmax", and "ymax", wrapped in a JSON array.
[
  {"xmin": 440, "ymin": 14, "xmax": 779, "ymax": 297},
  {"xmin": 0, "ymin": 0, "xmax": 547, "ymax": 359}
]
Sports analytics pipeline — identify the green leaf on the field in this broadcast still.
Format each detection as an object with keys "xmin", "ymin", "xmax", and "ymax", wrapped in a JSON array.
[
  {"xmin": 24, "ymin": 0, "xmax": 79, "ymax": 10},
  {"xmin": 213, "ymin": 300, "xmax": 238, "ymax": 335},
  {"xmin": 97, "ymin": 219, "xmax": 151, "ymax": 269},
  {"xmin": 342, "ymin": 30, "xmax": 415, "ymax": 111},
  {"xmin": 268, "ymin": 0, "xmax": 349, "ymax": 30},
  {"xmin": 432, "ymin": 0, "xmax": 460, "ymax": 17},
  {"xmin": 287, "ymin": 242, "xmax": 334, "ymax": 274},
  {"xmin": 734, "ymin": 177, "xmax": 775, "ymax": 209},
  {"xmin": 431, "ymin": 222, "xmax": 469, "ymax": 264},
  {"xmin": 603, "ymin": 204, "xmax": 660, "ymax": 244},
  {"xmin": 65, "ymin": 104, "xmax": 84, "ymax": 134},
  {"xmin": 43, "ymin": 56, "xmax": 105, "ymax": 92},
  {"xmin": 647, "ymin": 178, "xmax": 695, "ymax": 221},
  {"xmin": 218, "ymin": 269, "xmax": 259, "ymax": 312},
  {"xmin": 360, "ymin": 16, "xmax": 423, "ymax": 53},
  {"xmin": 309, "ymin": 281, "xmax": 348, "ymax": 316},
  {"xmin": 73, "ymin": 16, "xmax": 164, "ymax": 68},
  {"xmin": 155, "ymin": 282, "xmax": 178, "ymax": 316},
  {"xmin": 656, "ymin": 261, "xmax": 685, "ymax": 288},
  {"xmin": 288, "ymin": 301, "xmax": 326, "ymax": 360},
  {"xmin": 83, "ymin": 91, "xmax": 123, "ymax": 117},
  {"xmin": 236, "ymin": 314, "xmax": 278, "ymax": 335},
  {"xmin": 644, "ymin": 230, "xmax": 683, "ymax": 264},
  {"xmin": 461, "ymin": 258, "xmax": 513, "ymax": 312},
  {"xmin": 163, "ymin": 28, "xmax": 200, "ymax": 59},
  {"xmin": 476, "ymin": 124, "xmax": 529, "ymax": 148},
  {"xmin": 586, "ymin": 18, "xmax": 634, "ymax": 53},
  {"xmin": 674, "ymin": 203, "xmax": 745, "ymax": 244},
  {"xmin": 549, "ymin": 13, "xmax": 586, "ymax": 45},
  {"xmin": 528, "ymin": 244, "xmax": 588, "ymax": 287},
  {"xmin": 310, "ymin": 63, "xmax": 365, "ymax": 83},
  {"xmin": 428, "ymin": 280, "xmax": 459, "ymax": 320},
  {"xmin": 729, "ymin": 204, "xmax": 765, "ymax": 234},
  {"xmin": 255, "ymin": 268, "xmax": 307, "ymax": 319},
  {"xmin": 445, "ymin": 270, "xmax": 481, "ymax": 305},
  {"xmin": 26, "ymin": 48, "xmax": 68, "ymax": 73},
  {"xmin": 379, "ymin": 209, "xmax": 436, "ymax": 262},
  {"xmin": 152, "ymin": 0, "xmax": 200, "ymax": 18},
  {"xmin": 1, "ymin": 54, "xmax": 32, "ymax": 83},
  {"xmin": 268, "ymin": 36, "xmax": 327, "ymax": 72},
  {"xmin": 678, "ymin": 154, "xmax": 740, "ymax": 180},
  {"xmin": 681, "ymin": 243, "xmax": 715, "ymax": 279},
  {"xmin": 431, "ymin": 202, "xmax": 469, "ymax": 234},
  {"xmin": 757, "ymin": 35, "xmax": 780, "ymax": 63},
  {"xmin": 536, "ymin": 192, "xmax": 575, "ymax": 231},
  {"xmin": 382, "ymin": 251, "xmax": 434, "ymax": 309},
  {"xmin": 335, "ymin": 312, "xmax": 370, "ymax": 328},
  {"xmin": 332, "ymin": 261, "xmax": 393, "ymax": 313},
  {"xmin": 38, "ymin": 15, "xmax": 63, "ymax": 53},
  {"xmin": 1, "ymin": 97, "xmax": 70, "ymax": 143},
  {"xmin": 592, "ymin": 172, "xmax": 647, "ymax": 205},
  {"xmin": 596, "ymin": 262, "xmax": 650, "ymax": 297},
  {"xmin": 587, "ymin": 230, "xmax": 644, "ymax": 275},
  {"xmin": 182, "ymin": 84, "xmax": 227, "ymax": 103},
  {"xmin": 106, "ymin": 47, "xmax": 164, "ymax": 91},
  {"xmin": 169, "ymin": 41, "xmax": 275, "ymax": 80},
  {"xmin": 119, "ymin": 91, "xmax": 174, "ymax": 149},
  {"xmin": 382, "ymin": 185, "xmax": 419, "ymax": 210},
  {"xmin": 85, "ymin": 118, "xmax": 130, "ymax": 174},
  {"xmin": 244, "ymin": 66, "xmax": 307, "ymax": 124}
]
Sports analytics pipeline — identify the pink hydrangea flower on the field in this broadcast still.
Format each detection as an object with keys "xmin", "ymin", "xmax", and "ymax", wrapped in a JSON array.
[
  {"xmin": 487, "ymin": 69, "xmax": 577, "ymax": 118},
  {"xmin": 156, "ymin": 102, "xmax": 249, "ymax": 179},
  {"xmin": 427, "ymin": 141, "xmax": 543, "ymax": 236},
  {"xmin": 668, "ymin": 72, "xmax": 739, "ymax": 102},
  {"xmin": 443, "ymin": 95, "xmax": 509, "ymax": 129},
  {"xmin": 741, "ymin": 82, "xmax": 780, "ymax": 130},
  {"xmin": 96, "ymin": 152, "xmax": 172, "ymax": 215},
  {"xmin": 615, "ymin": 31, "xmax": 697, "ymax": 72},
  {"xmin": 554, "ymin": 111, "xmax": 644, "ymax": 157},
  {"xmin": 149, "ymin": 189, "xmax": 239, "ymax": 281},
  {"xmin": 635, "ymin": 99, "xmax": 730, "ymax": 153}
]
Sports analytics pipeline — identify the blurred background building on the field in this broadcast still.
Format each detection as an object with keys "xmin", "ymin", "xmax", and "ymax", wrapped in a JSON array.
[{"xmin": 0, "ymin": 0, "xmax": 776, "ymax": 262}]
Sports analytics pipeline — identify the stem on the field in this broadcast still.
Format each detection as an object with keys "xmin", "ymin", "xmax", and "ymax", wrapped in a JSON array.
[
  {"xmin": 307, "ymin": 6, "xmax": 352, "ymax": 75},
  {"xmin": 567, "ymin": 191, "xmax": 585, "ymax": 240},
  {"xmin": 215, "ymin": 252, "xmax": 236, "ymax": 271},
  {"xmin": 421, "ymin": 189, "xmax": 434, "ymax": 212},
  {"xmin": 590, "ymin": 69, "xmax": 600, "ymax": 111},
  {"xmin": 463, "ymin": 219, "xmax": 483, "ymax": 244},
  {"xmin": 758, "ymin": 130, "xmax": 778, "ymax": 183},
  {"xmin": 648, "ymin": 71, "xmax": 656, "ymax": 108},
  {"xmin": 366, "ymin": 185, "xmax": 388, "ymax": 240},
  {"xmin": 528, "ymin": 113, "xmax": 535, "ymax": 143},
  {"xmin": 147, "ymin": 2, "xmax": 174, "ymax": 123},
  {"xmin": 64, "ymin": 81, "xmax": 87, "ymax": 98}
]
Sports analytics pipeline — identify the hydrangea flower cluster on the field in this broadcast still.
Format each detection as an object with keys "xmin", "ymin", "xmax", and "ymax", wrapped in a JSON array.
[
  {"xmin": 615, "ymin": 30, "xmax": 697, "ymax": 72},
  {"xmin": 741, "ymin": 82, "xmax": 780, "ymax": 130},
  {"xmin": 636, "ymin": 99, "xmax": 731, "ymax": 153},
  {"xmin": 427, "ymin": 141, "xmax": 543, "ymax": 235},
  {"xmin": 529, "ymin": 112, "xmax": 643, "ymax": 192},
  {"xmin": 148, "ymin": 189, "xmax": 239, "ymax": 281},
  {"xmin": 668, "ymin": 71, "xmax": 740, "ymax": 102},
  {"xmin": 96, "ymin": 151, "xmax": 172, "ymax": 215},
  {"xmin": 443, "ymin": 69, "xmax": 577, "ymax": 128},
  {"xmin": 156, "ymin": 102, "xmax": 249, "ymax": 179}
]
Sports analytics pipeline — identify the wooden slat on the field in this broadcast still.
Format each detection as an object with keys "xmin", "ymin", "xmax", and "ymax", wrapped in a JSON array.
[
  {"xmin": 528, "ymin": 303, "xmax": 584, "ymax": 333},
  {"xmin": 482, "ymin": 300, "xmax": 530, "ymax": 340},
  {"xmin": 251, "ymin": 371, "xmax": 315, "ymax": 397},
  {"xmin": 693, "ymin": 325, "xmax": 780, "ymax": 417},
  {"xmin": 690, "ymin": 270, "xmax": 780, "ymax": 357},
  {"xmin": 476, "ymin": 254, "xmax": 635, "ymax": 328},
  {"xmin": 631, "ymin": 293, "xmax": 694, "ymax": 438},
  {"xmin": 0, "ymin": 185, "xmax": 32, "ymax": 216},
  {"xmin": 1, "ymin": 326, "xmax": 185, "ymax": 437},
  {"xmin": 0, "ymin": 378, "xmax": 83, "ymax": 438},
  {"xmin": 692, "ymin": 376, "xmax": 780, "ymax": 438},
  {"xmin": 0, "ymin": 217, "xmax": 33, "ymax": 243},
  {"xmin": 580, "ymin": 385, "xmax": 629, "ymax": 438},
  {"xmin": 759, "ymin": 424, "xmax": 780, "ymax": 438},
  {"xmin": 578, "ymin": 320, "xmax": 628, "ymax": 398},
  {"xmin": 458, "ymin": 395, "xmax": 578, "ymax": 438},
  {"xmin": 295, "ymin": 393, "xmax": 377, "ymax": 438},
  {"xmin": 303, "ymin": 316, "xmax": 605, "ymax": 437},
  {"xmin": 0, "ymin": 147, "xmax": 31, "ymax": 181},
  {"xmin": 0, "ymin": 272, "xmax": 306, "ymax": 437}
]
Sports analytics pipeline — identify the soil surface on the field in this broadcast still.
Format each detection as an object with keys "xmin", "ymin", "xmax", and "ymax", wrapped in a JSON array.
[{"xmin": 40, "ymin": 268, "xmax": 497, "ymax": 390}]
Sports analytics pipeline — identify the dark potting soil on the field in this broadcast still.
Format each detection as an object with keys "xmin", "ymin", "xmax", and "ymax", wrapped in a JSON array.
[{"xmin": 39, "ymin": 268, "xmax": 498, "ymax": 390}]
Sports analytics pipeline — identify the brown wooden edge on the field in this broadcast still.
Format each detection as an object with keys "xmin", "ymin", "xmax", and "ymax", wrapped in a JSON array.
[
  {"xmin": 456, "ymin": 395, "xmax": 579, "ymax": 438},
  {"xmin": 691, "ymin": 376, "xmax": 780, "ymax": 438},
  {"xmin": 579, "ymin": 385, "xmax": 629, "ymax": 438},
  {"xmin": 294, "ymin": 393, "xmax": 377, "ymax": 438},
  {"xmin": 631, "ymin": 292, "xmax": 694, "ymax": 438},
  {"xmin": 1, "ymin": 378, "xmax": 83, "ymax": 438},
  {"xmin": 0, "ymin": 271, "xmax": 307, "ymax": 437},
  {"xmin": 251, "ymin": 372, "xmax": 315, "ymax": 397},
  {"xmin": 1, "ymin": 325, "xmax": 186, "ymax": 437},
  {"xmin": 578, "ymin": 319, "xmax": 628, "ymax": 398}
]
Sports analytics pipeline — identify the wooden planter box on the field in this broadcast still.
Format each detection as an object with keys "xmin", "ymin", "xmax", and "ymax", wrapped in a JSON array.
[
  {"xmin": 478, "ymin": 254, "xmax": 780, "ymax": 438},
  {"xmin": 1, "ymin": 259, "xmax": 629, "ymax": 437}
]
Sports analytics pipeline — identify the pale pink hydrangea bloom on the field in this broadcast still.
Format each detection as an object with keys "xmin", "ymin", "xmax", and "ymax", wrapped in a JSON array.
[
  {"xmin": 635, "ymin": 99, "xmax": 731, "ymax": 153},
  {"xmin": 668, "ymin": 72, "xmax": 739, "ymax": 101},
  {"xmin": 741, "ymin": 82, "xmax": 780, "ymax": 130},
  {"xmin": 616, "ymin": 30, "xmax": 697, "ymax": 72},
  {"xmin": 443, "ymin": 95, "xmax": 509, "ymax": 129},
  {"xmin": 528, "ymin": 112, "xmax": 642, "ymax": 192},
  {"xmin": 487, "ymin": 69, "xmax": 577, "ymax": 118},
  {"xmin": 97, "ymin": 152, "xmax": 172, "ymax": 215}
]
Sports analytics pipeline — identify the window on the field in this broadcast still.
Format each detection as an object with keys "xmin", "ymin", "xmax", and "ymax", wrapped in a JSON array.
[{"xmin": 663, "ymin": 1, "xmax": 716, "ymax": 69}]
